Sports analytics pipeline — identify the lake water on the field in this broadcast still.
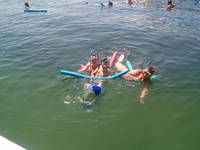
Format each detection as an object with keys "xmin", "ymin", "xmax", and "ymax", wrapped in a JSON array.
[{"xmin": 0, "ymin": 0, "xmax": 200, "ymax": 149}]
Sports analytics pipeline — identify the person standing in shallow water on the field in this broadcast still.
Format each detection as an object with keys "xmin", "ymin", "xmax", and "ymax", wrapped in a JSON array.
[{"xmin": 115, "ymin": 54, "xmax": 157, "ymax": 104}]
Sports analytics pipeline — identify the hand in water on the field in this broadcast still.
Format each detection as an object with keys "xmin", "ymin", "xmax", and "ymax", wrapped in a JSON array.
[{"xmin": 139, "ymin": 88, "xmax": 148, "ymax": 104}]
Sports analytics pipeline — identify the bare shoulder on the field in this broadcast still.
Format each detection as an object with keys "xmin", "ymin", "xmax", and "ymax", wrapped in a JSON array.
[{"xmin": 129, "ymin": 69, "xmax": 143, "ymax": 74}]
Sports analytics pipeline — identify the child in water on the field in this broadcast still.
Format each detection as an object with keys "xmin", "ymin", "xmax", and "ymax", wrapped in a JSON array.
[
  {"xmin": 115, "ymin": 54, "xmax": 157, "ymax": 104},
  {"xmin": 82, "ymin": 58, "xmax": 111, "ymax": 111},
  {"xmin": 84, "ymin": 58, "xmax": 111, "ymax": 96},
  {"xmin": 78, "ymin": 53, "xmax": 100, "ymax": 76},
  {"xmin": 92, "ymin": 58, "xmax": 111, "ymax": 87}
]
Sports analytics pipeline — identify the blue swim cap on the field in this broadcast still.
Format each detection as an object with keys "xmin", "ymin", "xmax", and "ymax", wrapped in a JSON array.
[{"xmin": 92, "ymin": 85, "xmax": 102, "ymax": 96}]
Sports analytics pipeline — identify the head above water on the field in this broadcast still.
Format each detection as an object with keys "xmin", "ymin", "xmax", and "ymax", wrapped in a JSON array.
[
  {"xmin": 25, "ymin": 2, "xmax": 30, "ymax": 7},
  {"xmin": 101, "ymin": 58, "xmax": 110, "ymax": 69},
  {"xmin": 89, "ymin": 53, "xmax": 99, "ymax": 64},
  {"xmin": 108, "ymin": 1, "xmax": 113, "ymax": 7},
  {"xmin": 145, "ymin": 66, "xmax": 157, "ymax": 74},
  {"xmin": 140, "ymin": 66, "xmax": 157, "ymax": 80},
  {"xmin": 168, "ymin": 0, "xmax": 173, "ymax": 5}
]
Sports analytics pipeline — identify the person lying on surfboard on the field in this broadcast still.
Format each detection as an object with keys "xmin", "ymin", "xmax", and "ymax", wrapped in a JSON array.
[
  {"xmin": 24, "ymin": 2, "xmax": 30, "ymax": 9},
  {"xmin": 78, "ymin": 53, "xmax": 100, "ymax": 76},
  {"xmin": 115, "ymin": 53, "xmax": 157, "ymax": 104}
]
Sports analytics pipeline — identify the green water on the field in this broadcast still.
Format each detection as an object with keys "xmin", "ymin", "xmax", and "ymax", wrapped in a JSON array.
[{"xmin": 0, "ymin": 0, "xmax": 200, "ymax": 149}]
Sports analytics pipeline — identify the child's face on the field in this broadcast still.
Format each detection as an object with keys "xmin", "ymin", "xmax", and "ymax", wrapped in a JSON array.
[
  {"xmin": 102, "ymin": 60, "xmax": 109, "ymax": 69},
  {"xmin": 90, "ymin": 56, "xmax": 98, "ymax": 64}
]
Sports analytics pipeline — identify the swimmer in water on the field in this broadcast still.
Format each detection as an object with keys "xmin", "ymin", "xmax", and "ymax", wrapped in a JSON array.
[
  {"xmin": 128, "ymin": 0, "xmax": 134, "ymax": 5},
  {"xmin": 83, "ymin": 58, "xmax": 111, "ymax": 98},
  {"xmin": 115, "ymin": 54, "xmax": 157, "ymax": 104},
  {"xmin": 108, "ymin": 1, "xmax": 113, "ymax": 7},
  {"xmin": 78, "ymin": 53, "xmax": 100, "ymax": 76},
  {"xmin": 24, "ymin": 2, "xmax": 30, "ymax": 9},
  {"xmin": 166, "ymin": 0, "xmax": 175, "ymax": 10},
  {"xmin": 92, "ymin": 58, "xmax": 111, "ymax": 87},
  {"xmin": 82, "ymin": 58, "xmax": 111, "ymax": 111}
]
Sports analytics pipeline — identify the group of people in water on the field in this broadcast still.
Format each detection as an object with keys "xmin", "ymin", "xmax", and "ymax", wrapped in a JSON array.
[
  {"xmin": 24, "ymin": 0, "xmax": 175, "ymax": 10},
  {"xmin": 94, "ymin": 0, "xmax": 175, "ymax": 10},
  {"xmin": 78, "ymin": 50, "xmax": 157, "ymax": 105}
]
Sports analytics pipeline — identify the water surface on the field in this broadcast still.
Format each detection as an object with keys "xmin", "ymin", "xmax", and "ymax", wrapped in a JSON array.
[{"xmin": 0, "ymin": 0, "xmax": 200, "ymax": 149}]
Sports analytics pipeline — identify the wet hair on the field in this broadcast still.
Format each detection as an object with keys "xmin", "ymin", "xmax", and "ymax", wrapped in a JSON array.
[
  {"xmin": 91, "ymin": 53, "xmax": 98, "ymax": 57},
  {"xmin": 89, "ymin": 52, "xmax": 98, "ymax": 60},
  {"xmin": 168, "ymin": 0, "xmax": 172, "ymax": 5},
  {"xmin": 90, "ymin": 51, "xmax": 99, "ymax": 59},
  {"xmin": 99, "ymin": 58, "xmax": 109, "ymax": 69},
  {"xmin": 108, "ymin": 1, "xmax": 113, "ymax": 6},
  {"xmin": 147, "ymin": 66, "xmax": 157, "ymax": 74},
  {"xmin": 101, "ymin": 58, "xmax": 109, "ymax": 64},
  {"xmin": 25, "ymin": 2, "xmax": 30, "ymax": 7}
]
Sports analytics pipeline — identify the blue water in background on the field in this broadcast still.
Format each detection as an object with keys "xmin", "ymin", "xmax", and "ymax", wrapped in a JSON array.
[{"xmin": 0, "ymin": 0, "xmax": 200, "ymax": 149}]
